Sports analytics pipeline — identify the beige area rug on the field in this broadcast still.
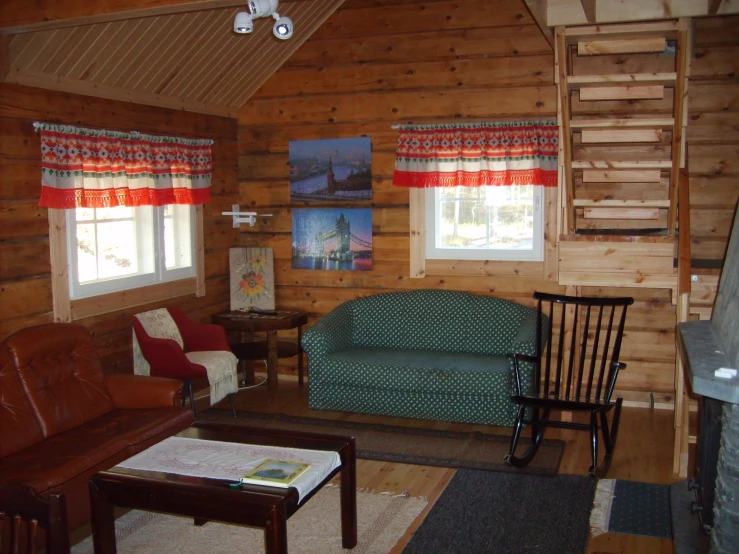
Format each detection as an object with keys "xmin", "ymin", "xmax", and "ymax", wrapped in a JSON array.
[{"xmin": 71, "ymin": 485, "xmax": 427, "ymax": 554}]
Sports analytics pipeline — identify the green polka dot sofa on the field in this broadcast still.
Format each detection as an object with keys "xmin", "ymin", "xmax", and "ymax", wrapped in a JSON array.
[{"xmin": 302, "ymin": 289, "xmax": 546, "ymax": 426}]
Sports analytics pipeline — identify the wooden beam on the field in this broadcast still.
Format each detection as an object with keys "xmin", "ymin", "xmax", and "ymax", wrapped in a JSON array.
[
  {"xmin": 0, "ymin": 35, "xmax": 9, "ymax": 82},
  {"xmin": 708, "ymin": 0, "xmax": 724, "ymax": 16},
  {"xmin": 4, "ymin": 69, "xmax": 237, "ymax": 118},
  {"xmin": 580, "ymin": 0, "xmax": 596, "ymax": 23},
  {"xmin": 524, "ymin": 0, "xmax": 554, "ymax": 49},
  {"xmin": 0, "ymin": 0, "xmax": 311, "ymax": 35},
  {"xmin": 548, "ymin": 0, "xmax": 739, "ymax": 26}
]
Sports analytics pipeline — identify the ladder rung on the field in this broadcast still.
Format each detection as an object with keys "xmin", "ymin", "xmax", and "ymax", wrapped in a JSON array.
[
  {"xmin": 571, "ymin": 118, "xmax": 675, "ymax": 129},
  {"xmin": 568, "ymin": 73, "xmax": 677, "ymax": 88},
  {"xmin": 573, "ymin": 200, "xmax": 671, "ymax": 208},
  {"xmin": 581, "ymin": 129, "xmax": 663, "ymax": 143},
  {"xmin": 580, "ymin": 85, "xmax": 664, "ymax": 101},
  {"xmin": 582, "ymin": 169, "xmax": 663, "ymax": 183},
  {"xmin": 564, "ymin": 21, "xmax": 680, "ymax": 39},
  {"xmin": 573, "ymin": 161, "xmax": 672, "ymax": 169},
  {"xmin": 582, "ymin": 207, "xmax": 661, "ymax": 220},
  {"xmin": 578, "ymin": 37, "xmax": 667, "ymax": 56}
]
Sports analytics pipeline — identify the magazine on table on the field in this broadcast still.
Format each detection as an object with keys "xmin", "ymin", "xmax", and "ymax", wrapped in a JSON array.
[{"xmin": 240, "ymin": 459, "xmax": 311, "ymax": 488}]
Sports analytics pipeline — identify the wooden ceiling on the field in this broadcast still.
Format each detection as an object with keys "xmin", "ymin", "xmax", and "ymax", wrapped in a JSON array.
[{"xmin": 1, "ymin": 0, "xmax": 345, "ymax": 118}]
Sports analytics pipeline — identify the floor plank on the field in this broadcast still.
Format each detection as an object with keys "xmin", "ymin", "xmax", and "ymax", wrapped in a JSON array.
[{"xmin": 216, "ymin": 380, "xmax": 677, "ymax": 554}]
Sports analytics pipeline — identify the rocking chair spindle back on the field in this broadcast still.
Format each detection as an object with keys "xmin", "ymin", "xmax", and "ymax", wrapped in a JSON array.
[{"xmin": 506, "ymin": 291, "xmax": 634, "ymax": 477}]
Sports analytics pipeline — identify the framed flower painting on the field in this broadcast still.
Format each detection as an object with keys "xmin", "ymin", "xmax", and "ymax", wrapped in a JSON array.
[{"xmin": 229, "ymin": 247, "xmax": 275, "ymax": 311}]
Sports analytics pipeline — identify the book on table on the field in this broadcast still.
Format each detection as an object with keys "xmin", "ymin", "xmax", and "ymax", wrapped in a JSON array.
[{"xmin": 240, "ymin": 459, "xmax": 311, "ymax": 488}]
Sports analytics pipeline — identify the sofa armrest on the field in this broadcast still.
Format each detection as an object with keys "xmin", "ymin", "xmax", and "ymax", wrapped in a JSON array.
[
  {"xmin": 105, "ymin": 374, "xmax": 184, "ymax": 409},
  {"xmin": 510, "ymin": 310, "xmax": 547, "ymax": 357},
  {"xmin": 302, "ymin": 302, "xmax": 353, "ymax": 360},
  {"xmin": 508, "ymin": 311, "xmax": 549, "ymax": 397}
]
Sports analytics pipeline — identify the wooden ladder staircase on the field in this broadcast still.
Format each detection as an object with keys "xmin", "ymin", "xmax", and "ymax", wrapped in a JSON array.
[{"xmin": 556, "ymin": 19, "xmax": 691, "ymax": 293}]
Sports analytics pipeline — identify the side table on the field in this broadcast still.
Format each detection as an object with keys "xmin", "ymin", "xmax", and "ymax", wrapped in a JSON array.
[{"xmin": 214, "ymin": 311, "xmax": 309, "ymax": 391}]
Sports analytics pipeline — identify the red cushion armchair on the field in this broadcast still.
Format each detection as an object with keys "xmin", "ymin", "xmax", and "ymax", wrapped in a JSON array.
[{"xmin": 132, "ymin": 307, "xmax": 238, "ymax": 417}]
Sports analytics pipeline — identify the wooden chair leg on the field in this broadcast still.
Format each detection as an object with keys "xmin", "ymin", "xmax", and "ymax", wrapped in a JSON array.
[
  {"xmin": 504, "ymin": 405, "xmax": 526, "ymax": 466},
  {"xmin": 594, "ymin": 399, "xmax": 623, "ymax": 478},
  {"xmin": 588, "ymin": 411, "xmax": 599, "ymax": 477},
  {"xmin": 505, "ymin": 407, "xmax": 547, "ymax": 468},
  {"xmin": 229, "ymin": 393, "xmax": 237, "ymax": 417},
  {"xmin": 185, "ymin": 379, "xmax": 196, "ymax": 418}
]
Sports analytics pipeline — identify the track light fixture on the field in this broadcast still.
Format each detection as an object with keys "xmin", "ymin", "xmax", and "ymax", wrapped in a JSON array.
[
  {"xmin": 248, "ymin": 0, "xmax": 278, "ymax": 18},
  {"xmin": 233, "ymin": 11, "xmax": 254, "ymax": 34},
  {"xmin": 272, "ymin": 15, "xmax": 293, "ymax": 39},
  {"xmin": 234, "ymin": 0, "xmax": 294, "ymax": 39}
]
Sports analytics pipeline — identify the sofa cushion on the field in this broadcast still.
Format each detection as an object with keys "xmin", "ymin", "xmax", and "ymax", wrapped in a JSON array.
[
  {"xmin": 309, "ymin": 384, "xmax": 515, "ymax": 426},
  {"xmin": 315, "ymin": 347, "xmax": 512, "ymax": 396},
  {"xmin": 97, "ymin": 407, "xmax": 194, "ymax": 448},
  {"xmin": 0, "ymin": 344, "xmax": 45, "ymax": 458},
  {"xmin": 0, "ymin": 427, "xmax": 129, "ymax": 493},
  {"xmin": 349, "ymin": 290, "xmax": 535, "ymax": 355},
  {"xmin": 5, "ymin": 323, "xmax": 114, "ymax": 438},
  {"xmin": 0, "ymin": 407, "xmax": 192, "ymax": 493}
]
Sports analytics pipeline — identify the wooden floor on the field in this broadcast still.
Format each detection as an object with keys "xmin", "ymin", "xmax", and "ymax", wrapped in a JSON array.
[{"xmin": 211, "ymin": 379, "xmax": 679, "ymax": 554}]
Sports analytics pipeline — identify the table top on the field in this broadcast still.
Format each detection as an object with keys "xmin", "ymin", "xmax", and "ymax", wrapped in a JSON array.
[
  {"xmin": 213, "ymin": 310, "xmax": 308, "ymax": 331},
  {"xmin": 97, "ymin": 422, "xmax": 353, "ymax": 495}
]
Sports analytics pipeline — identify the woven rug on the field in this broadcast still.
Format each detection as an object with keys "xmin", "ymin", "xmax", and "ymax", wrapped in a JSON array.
[
  {"xmin": 71, "ymin": 485, "xmax": 426, "ymax": 554},
  {"xmin": 404, "ymin": 469, "xmax": 596, "ymax": 554},
  {"xmin": 590, "ymin": 479, "xmax": 673, "ymax": 539},
  {"xmin": 203, "ymin": 410, "xmax": 565, "ymax": 475}
]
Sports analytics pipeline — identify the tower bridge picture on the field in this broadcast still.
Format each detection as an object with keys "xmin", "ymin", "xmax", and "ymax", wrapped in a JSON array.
[{"xmin": 292, "ymin": 208, "xmax": 372, "ymax": 271}]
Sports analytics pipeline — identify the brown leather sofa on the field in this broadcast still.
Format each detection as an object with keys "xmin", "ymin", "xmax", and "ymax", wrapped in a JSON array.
[{"xmin": 0, "ymin": 323, "xmax": 194, "ymax": 537}]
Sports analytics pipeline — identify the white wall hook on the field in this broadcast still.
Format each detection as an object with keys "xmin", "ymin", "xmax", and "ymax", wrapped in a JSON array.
[{"xmin": 222, "ymin": 204, "xmax": 273, "ymax": 228}]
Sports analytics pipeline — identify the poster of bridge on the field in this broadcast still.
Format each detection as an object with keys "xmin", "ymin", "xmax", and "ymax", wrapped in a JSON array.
[
  {"xmin": 289, "ymin": 137, "xmax": 372, "ymax": 202},
  {"xmin": 292, "ymin": 208, "xmax": 372, "ymax": 271}
]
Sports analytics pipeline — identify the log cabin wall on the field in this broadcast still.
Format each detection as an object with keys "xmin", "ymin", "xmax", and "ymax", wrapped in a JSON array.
[
  {"xmin": 231, "ymin": 4, "xmax": 735, "ymax": 406},
  {"xmin": 0, "ymin": 83, "xmax": 240, "ymax": 373},
  {"xmin": 686, "ymin": 15, "xmax": 739, "ymax": 317},
  {"xmin": 235, "ymin": 0, "xmax": 661, "ymax": 405}
]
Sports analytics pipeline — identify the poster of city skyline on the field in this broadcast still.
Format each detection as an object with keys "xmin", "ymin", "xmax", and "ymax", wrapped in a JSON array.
[
  {"xmin": 291, "ymin": 208, "xmax": 372, "ymax": 271},
  {"xmin": 289, "ymin": 137, "xmax": 372, "ymax": 202}
]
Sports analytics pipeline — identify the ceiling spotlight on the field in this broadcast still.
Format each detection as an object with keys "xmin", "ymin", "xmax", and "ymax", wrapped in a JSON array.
[
  {"xmin": 233, "ymin": 11, "xmax": 254, "ymax": 34},
  {"xmin": 248, "ymin": 0, "xmax": 279, "ymax": 18},
  {"xmin": 273, "ymin": 15, "xmax": 293, "ymax": 40}
]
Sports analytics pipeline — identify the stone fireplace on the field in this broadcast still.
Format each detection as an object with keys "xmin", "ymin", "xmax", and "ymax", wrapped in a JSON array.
[{"xmin": 678, "ymin": 202, "xmax": 739, "ymax": 553}]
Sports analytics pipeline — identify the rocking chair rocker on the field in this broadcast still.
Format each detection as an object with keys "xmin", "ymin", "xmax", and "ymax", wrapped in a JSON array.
[{"xmin": 504, "ymin": 292, "xmax": 633, "ymax": 477}]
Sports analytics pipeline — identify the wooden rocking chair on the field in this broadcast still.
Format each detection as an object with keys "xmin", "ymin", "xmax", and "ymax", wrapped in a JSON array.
[{"xmin": 504, "ymin": 291, "xmax": 633, "ymax": 477}]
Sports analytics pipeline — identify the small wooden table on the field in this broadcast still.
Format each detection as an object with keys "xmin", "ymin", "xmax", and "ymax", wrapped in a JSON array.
[
  {"xmin": 213, "ymin": 311, "xmax": 309, "ymax": 391},
  {"xmin": 89, "ymin": 423, "xmax": 357, "ymax": 554}
]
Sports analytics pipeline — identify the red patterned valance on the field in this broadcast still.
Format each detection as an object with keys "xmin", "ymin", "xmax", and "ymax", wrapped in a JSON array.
[
  {"xmin": 393, "ymin": 120, "xmax": 558, "ymax": 188},
  {"xmin": 36, "ymin": 123, "xmax": 213, "ymax": 209}
]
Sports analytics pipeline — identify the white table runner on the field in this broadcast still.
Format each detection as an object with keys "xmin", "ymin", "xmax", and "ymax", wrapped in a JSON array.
[{"xmin": 116, "ymin": 437, "xmax": 341, "ymax": 502}]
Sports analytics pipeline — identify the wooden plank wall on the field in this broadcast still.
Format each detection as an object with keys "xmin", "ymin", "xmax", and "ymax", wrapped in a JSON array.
[
  {"xmin": 0, "ymin": 83, "xmax": 240, "ymax": 373},
  {"xmin": 687, "ymin": 16, "xmax": 739, "ymax": 317},
  {"xmin": 236, "ymin": 0, "xmax": 684, "ymax": 404}
]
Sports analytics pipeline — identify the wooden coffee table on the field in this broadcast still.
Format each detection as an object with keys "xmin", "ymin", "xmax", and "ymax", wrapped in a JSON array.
[{"xmin": 88, "ymin": 422, "xmax": 357, "ymax": 554}]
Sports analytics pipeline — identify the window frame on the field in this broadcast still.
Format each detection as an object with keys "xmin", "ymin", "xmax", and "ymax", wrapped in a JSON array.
[
  {"xmin": 48, "ymin": 205, "xmax": 205, "ymax": 322},
  {"xmin": 408, "ymin": 186, "xmax": 558, "ymax": 280},
  {"xmin": 424, "ymin": 185, "xmax": 545, "ymax": 262},
  {"xmin": 66, "ymin": 205, "xmax": 196, "ymax": 300}
]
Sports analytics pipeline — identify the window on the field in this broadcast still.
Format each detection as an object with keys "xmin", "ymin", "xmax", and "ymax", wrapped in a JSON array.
[
  {"xmin": 67, "ymin": 204, "xmax": 195, "ymax": 299},
  {"xmin": 425, "ymin": 185, "xmax": 544, "ymax": 262}
]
